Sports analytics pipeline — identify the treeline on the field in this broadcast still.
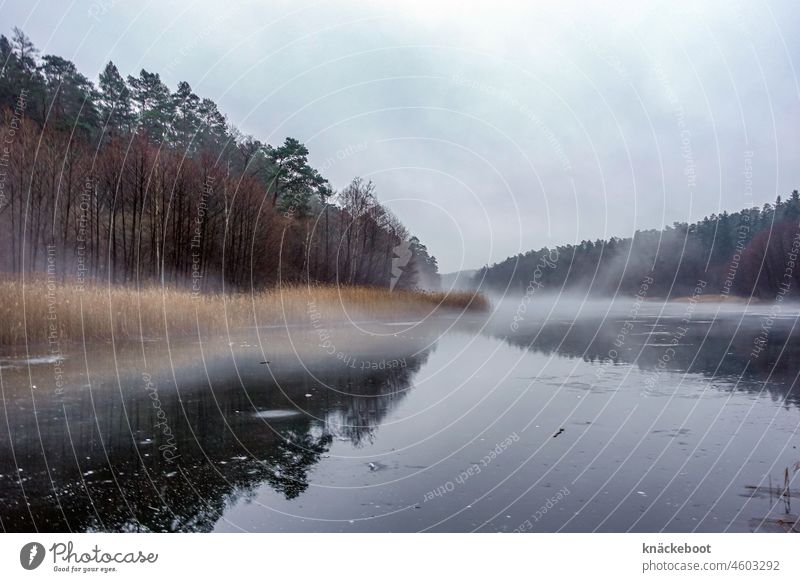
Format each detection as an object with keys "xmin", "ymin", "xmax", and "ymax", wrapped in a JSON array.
[
  {"xmin": 0, "ymin": 28, "xmax": 439, "ymax": 291},
  {"xmin": 476, "ymin": 191, "xmax": 800, "ymax": 299}
]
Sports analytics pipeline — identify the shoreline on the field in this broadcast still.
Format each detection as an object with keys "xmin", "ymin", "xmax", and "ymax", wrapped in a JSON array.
[{"xmin": 0, "ymin": 280, "xmax": 489, "ymax": 348}]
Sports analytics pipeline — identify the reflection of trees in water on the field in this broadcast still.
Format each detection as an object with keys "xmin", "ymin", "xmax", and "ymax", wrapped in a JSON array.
[
  {"xmin": 0, "ymin": 346, "xmax": 432, "ymax": 532},
  {"xmin": 494, "ymin": 316, "xmax": 800, "ymax": 406},
  {"xmin": 263, "ymin": 430, "xmax": 333, "ymax": 500},
  {"xmin": 320, "ymin": 354, "xmax": 430, "ymax": 447}
]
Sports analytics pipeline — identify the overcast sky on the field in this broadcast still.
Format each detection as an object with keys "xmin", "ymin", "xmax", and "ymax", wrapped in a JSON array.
[{"xmin": 4, "ymin": 0, "xmax": 799, "ymax": 272}]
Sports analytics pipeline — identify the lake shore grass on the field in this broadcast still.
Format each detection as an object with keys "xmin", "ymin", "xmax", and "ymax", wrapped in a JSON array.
[{"xmin": 0, "ymin": 280, "xmax": 489, "ymax": 347}]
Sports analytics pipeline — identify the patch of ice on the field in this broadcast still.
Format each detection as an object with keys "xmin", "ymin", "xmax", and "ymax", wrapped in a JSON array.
[{"xmin": 253, "ymin": 409, "xmax": 302, "ymax": 419}]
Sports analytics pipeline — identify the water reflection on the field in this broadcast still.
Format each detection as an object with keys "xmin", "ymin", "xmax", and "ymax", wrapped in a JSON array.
[
  {"xmin": 0, "ymin": 331, "xmax": 433, "ymax": 532},
  {"xmin": 492, "ymin": 309, "xmax": 800, "ymax": 406},
  {"xmin": 3, "ymin": 306, "xmax": 800, "ymax": 533}
]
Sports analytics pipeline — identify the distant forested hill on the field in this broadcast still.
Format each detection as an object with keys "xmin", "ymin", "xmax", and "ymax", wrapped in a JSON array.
[{"xmin": 474, "ymin": 192, "xmax": 800, "ymax": 299}]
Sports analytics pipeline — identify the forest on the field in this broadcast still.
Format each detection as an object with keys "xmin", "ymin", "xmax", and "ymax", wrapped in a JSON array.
[
  {"xmin": 0, "ymin": 28, "xmax": 440, "ymax": 292},
  {"xmin": 475, "ymin": 191, "xmax": 800, "ymax": 300}
]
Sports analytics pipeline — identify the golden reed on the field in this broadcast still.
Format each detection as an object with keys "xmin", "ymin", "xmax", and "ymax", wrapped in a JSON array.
[{"xmin": 0, "ymin": 280, "xmax": 489, "ymax": 346}]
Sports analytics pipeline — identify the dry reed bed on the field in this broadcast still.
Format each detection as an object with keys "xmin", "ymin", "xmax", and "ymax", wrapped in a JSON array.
[{"xmin": 0, "ymin": 280, "xmax": 489, "ymax": 346}]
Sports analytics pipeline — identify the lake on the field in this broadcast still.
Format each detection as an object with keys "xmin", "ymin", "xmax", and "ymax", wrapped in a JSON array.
[{"xmin": 1, "ymin": 299, "xmax": 799, "ymax": 532}]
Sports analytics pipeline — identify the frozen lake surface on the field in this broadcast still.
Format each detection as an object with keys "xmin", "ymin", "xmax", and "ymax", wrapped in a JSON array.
[{"xmin": 2, "ymin": 301, "xmax": 799, "ymax": 532}]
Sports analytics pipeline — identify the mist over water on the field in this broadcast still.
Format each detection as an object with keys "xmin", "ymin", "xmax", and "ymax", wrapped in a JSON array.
[{"xmin": 3, "ymin": 298, "xmax": 799, "ymax": 532}]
